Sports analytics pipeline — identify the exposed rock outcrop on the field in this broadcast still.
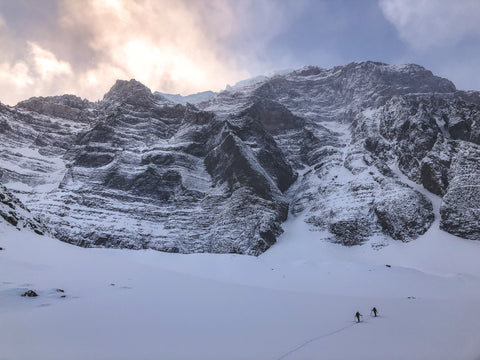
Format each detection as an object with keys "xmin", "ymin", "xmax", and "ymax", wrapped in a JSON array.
[
  {"xmin": 440, "ymin": 144, "xmax": 480, "ymax": 240},
  {"xmin": 0, "ymin": 184, "xmax": 46, "ymax": 235}
]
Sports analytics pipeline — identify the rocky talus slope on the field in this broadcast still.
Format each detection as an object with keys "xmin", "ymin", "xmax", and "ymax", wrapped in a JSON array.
[{"xmin": 0, "ymin": 61, "xmax": 479, "ymax": 254}]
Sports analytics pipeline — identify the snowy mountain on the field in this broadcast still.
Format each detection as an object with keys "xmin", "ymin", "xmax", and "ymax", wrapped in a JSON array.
[
  {"xmin": 1, "ymin": 61, "xmax": 479, "ymax": 254},
  {"xmin": 152, "ymin": 75, "xmax": 274, "ymax": 105},
  {"xmin": 153, "ymin": 74, "xmax": 277, "ymax": 105},
  {"xmin": 225, "ymin": 74, "xmax": 269, "ymax": 91},
  {"xmin": 154, "ymin": 90, "xmax": 217, "ymax": 105}
]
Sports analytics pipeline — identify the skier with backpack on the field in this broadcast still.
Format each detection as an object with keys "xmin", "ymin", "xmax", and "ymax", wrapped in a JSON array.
[{"xmin": 355, "ymin": 311, "xmax": 362, "ymax": 323}]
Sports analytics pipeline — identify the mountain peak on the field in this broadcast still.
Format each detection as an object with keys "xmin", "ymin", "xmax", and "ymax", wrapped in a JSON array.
[{"xmin": 102, "ymin": 79, "xmax": 153, "ymax": 106}]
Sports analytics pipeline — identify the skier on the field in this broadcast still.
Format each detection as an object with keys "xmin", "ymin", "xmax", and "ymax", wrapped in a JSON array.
[
  {"xmin": 371, "ymin": 307, "xmax": 378, "ymax": 317},
  {"xmin": 355, "ymin": 311, "xmax": 362, "ymax": 323}
]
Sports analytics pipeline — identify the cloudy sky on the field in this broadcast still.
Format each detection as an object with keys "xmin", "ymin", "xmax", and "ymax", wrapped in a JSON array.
[{"xmin": 0, "ymin": 0, "xmax": 479, "ymax": 105}]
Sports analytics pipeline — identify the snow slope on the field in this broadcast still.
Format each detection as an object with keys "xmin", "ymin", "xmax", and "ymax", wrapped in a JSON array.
[{"xmin": 1, "ymin": 187, "xmax": 480, "ymax": 360}]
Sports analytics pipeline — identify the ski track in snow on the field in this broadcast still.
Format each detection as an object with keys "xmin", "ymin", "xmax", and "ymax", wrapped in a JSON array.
[{"xmin": 275, "ymin": 323, "xmax": 356, "ymax": 360}]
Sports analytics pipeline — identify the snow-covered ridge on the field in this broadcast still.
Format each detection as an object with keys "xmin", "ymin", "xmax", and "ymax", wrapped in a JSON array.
[
  {"xmin": 153, "ymin": 74, "xmax": 280, "ymax": 105},
  {"xmin": 154, "ymin": 90, "xmax": 217, "ymax": 105}
]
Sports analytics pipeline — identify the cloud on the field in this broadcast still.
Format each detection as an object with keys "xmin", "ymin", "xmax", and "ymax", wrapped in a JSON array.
[
  {"xmin": 378, "ymin": 0, "xmax": 480, "ymax": 90},
  {"xmin": 29, "ymin": 42, "xmax": 72, "ymax": 80},
  {"xmin": 379, "ymin": 0, "xmax": 480, "ymax": 49},
  {"xmin": 0, "ymin": 40, "xmax": 76, "ymax": 105},
  {"xmin": 0, "ymin": 61, "xmax": 33, "ymax": 88},
  {"xmin": 59, "ymin": 0, "xmax": 241, "ymax": 94},
  {"xmin": 56, "ymin": 0, "xmax": 299, "ymax": 97},
  {"xmin": 1, "ymin": 0, "xmax": 298, "ymax": 105}
]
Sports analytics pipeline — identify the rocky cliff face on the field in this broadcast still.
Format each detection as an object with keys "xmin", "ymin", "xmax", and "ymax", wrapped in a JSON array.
[
  {"xmin": 440, "ymin": 144, "xmax": 480, "ymax": 239},
  {"xmin": 1, "ymin": 61, "xmax": 479, "ymax": 253},
  {"xmin": 0, "ymin": 183, "xmax": 46, "ymax": 235}
]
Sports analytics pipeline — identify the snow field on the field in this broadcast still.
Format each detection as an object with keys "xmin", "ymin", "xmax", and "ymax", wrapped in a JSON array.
[{"xmin": 1, "ymin": 208, "xmax": 480, "ymax": 360}]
